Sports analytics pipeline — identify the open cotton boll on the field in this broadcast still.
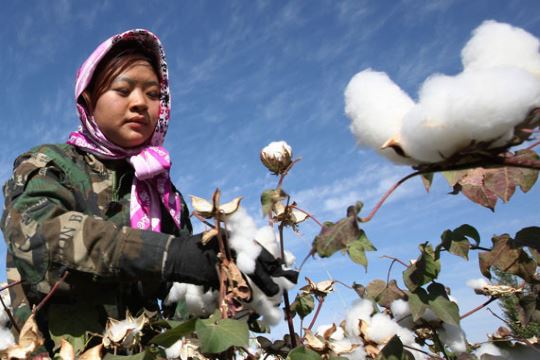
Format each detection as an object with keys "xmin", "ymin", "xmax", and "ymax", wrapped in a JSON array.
[
  {"xmin": 390, "ymin": 299, "xmax": 414, "ymax": 329},
  {"xmin": 255, "ymin": 226, "xmax": 279, "ymax": 258},
  {"xmin": 163, "ymin": 282, "xmax": 188, "ymax": 306},
  {"xmin": 284, "ymin": 250, "xmax": 296, "ymax": 267},
  {"xmin": 247, "ymin": 282, "xmax": 283, "ymax": 325},
  {"xmin": 165, "ymin": 339, "xmax": 183, "ymax": 359},
  {"xmin": 184, "ymin": 284, "xmax": 218, "ymax": 317},
  {"xmin": 462, "ymin": 20, "xmax": 540, "ymax": 76},
  {"xmin": 345, "ymin": 299, "xmax": 374, "ymax": 337},
  {"xmin": 439, "ymin": 323, "xmax": 467, "ymax": 353},
  {"xmin": 474, "ymin": 343, "xmax": 503, "ymax": 357},
  {"xmin": 344, "ymin": 346, "xmax": 367, "ymax": 360},
  {"xmin": 365, "ymin": 313, "xmax": 402, "ymax": 344},
  {"xmin": 0, "ymin": 327, "xmax": 15, "ymax": 351},
  {"xmin": 466, "ymin": 278, "xmax": 489, "ymax": 290},
  {"xmin": 400, "ymin": 67, "xmax": 540, "ymax": 163},
  {"xmin": 345, "ymin": 69, "xmax": 415, "ymax": 164},
  {"xmin": 316, "ymin": 324, "xmax": 345, "ymax": 341},
  {"xmin": 226, "ymin": 207, "xmax": 263, "ymax": 274}
]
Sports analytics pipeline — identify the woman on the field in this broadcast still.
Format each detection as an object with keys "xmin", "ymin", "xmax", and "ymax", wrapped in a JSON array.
[{"xmin": 1, "ymin": 29, "xmax": 296, "ymax": 354}]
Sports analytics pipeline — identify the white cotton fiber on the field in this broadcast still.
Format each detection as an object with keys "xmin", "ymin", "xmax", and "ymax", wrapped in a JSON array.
[
  {"xmin": 400, "ymin": 67, "xmax": 540, "ymax": 163},
  {"xmin": 390, "ymin": 299, "xmax": 410, "ymax": 319},
  {"xmin": 344, "ymin": 346, "xmax": 367, "ymax": 360},
  {"xmin": 316, "ymin": 324, "xmax": 345, "ymax": 341},
  {"xmin": 165, "ymin": 339, "xmax": 183, "ymax": 359},
  {"xmin": 466, "ymin": 278, "xmax": 489, "ymax": 290},
  {"xmin": 439, "ymin": 323, "xmax": 467, "ymax": 353},
  {"xmin": 255, "ymin": 226, "xmax": 279, "ymax": 258},
  {"xmin": 462, "ymin": 20, "xmax": 540, "ymax": 76},
  {"xmin": 474, "ymin": 343, "xmax": 503, "ymax": 357},
  {"xmin": 184, "ymin": 284, "xmax": 218, "ymax": 317},
  {"xmin": 345, "ymin": 299, "xmax": 374, "ymax": 337},
  {"xmin": 0, "ymin": 290, "xmax": 11, "ymax": 326},
  {"xmin": 345, "ymin": 69, "xmax": 415, "ymax": 164},
  {"xmin": 163, "ymin": 282, "xmax": 188, "ymax": 306},
  {"xmin": 284, "ymin": 250, "xmax": 296, "ymax": 267},
  {"xmin": 365, "ymin": 313, "xmax": 401, "ymax": 344},
  {"xmin": 0, "ymin": 327, "xmax": 15, "ymax": 350},
  {"xmin": 226, "ymin": 207, "xmax": 263, "ymax": 274},
  {"xmin": 247, "ymin": 279, "xmax": 283, "ymax": 325}
]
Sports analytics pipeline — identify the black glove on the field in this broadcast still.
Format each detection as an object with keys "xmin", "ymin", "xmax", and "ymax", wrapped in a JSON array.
[{"xmin": 163, "ymin": 234, "xmax": 298, "ymax": 296}]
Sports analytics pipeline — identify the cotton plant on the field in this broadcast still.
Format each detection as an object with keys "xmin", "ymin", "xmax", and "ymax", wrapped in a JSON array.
[{"xmin": 345, "ymin": 20, "xmax": 540, "ymax": 165}]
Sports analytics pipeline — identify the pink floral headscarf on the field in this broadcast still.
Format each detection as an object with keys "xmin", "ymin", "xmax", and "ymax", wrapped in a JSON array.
[{"xmin": 67, "ymin": 29, "xmax": 182, "ymax": 232}]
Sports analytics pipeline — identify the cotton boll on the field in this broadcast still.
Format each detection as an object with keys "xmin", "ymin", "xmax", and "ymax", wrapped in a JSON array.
[
  {"xmin": 462, "ymin": 20, "xmax": 540, "ymax": 76},
  {"xmin": 165, "ymin": 339, "xmax": 183, "ymax": 359},
  {"xmin": 474, "ymin": 343, "xmax": 503, "ymax": 357},
  {"xmin": 255, "ymin": 226, "xmax": 279, "ymax": 258},
  {"xmin": 466, "ymin": 278, "xmax": 489, "ymax": 290},
  {"xmin": 0, "ymin": 327, "xmax": 15, "ymax": 351},
  {"xmin": 345, "ymin": 69, "xmax": 415, "ymax": 164},
  {"xmin": 345, "ymin": 299, "xmax": 374, "ymax": 337},
  {"xmin": 227, "ymin": 208, "xmax": 263, "ymax": 258},
  {"xmin": 316, "ymin": 324, "xmax": 345, "ymax": 341},
  {"xmin": 236, "ymin": 252, "xmax": 257, "ymax": 274},
  {"xmin": 185, "ymin": 285, "xmax": 218, "ymax": 317},
  {"xmin": 284, "ymin": 250, "xmax": 296, "ymax": 267},
  {"xmin": 344, "ymin": 346, "xmax": 367, "ymax": 360},
  {"xmin": 400, "ymin": 68, "xmax": 540, "ymax": 163},
  {"xmin": 439, "ymin": 323, "xmax": 467, "ymax": 353},
  {"xmin": 164, "ymin": 282, "xmax": 188, "ymax": 306},
  {"xmin": 391, "ymin": 299, "xmax": 414, "ymax": 329}
]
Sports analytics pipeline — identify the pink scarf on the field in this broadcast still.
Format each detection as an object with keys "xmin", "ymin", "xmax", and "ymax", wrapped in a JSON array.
[{"xmin": 67, "ymin": 29, "xmax": 181, "ymax": 232}]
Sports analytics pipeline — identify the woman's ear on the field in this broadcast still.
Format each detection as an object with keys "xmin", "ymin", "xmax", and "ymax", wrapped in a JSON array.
[{"xmin": 80, "ymin": 91, "xmax": 94, "ymax": 114}]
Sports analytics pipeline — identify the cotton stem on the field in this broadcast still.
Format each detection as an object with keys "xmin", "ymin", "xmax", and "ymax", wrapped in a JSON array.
[
  {"xmin": 278, "ymin": 223, "xmax": 297, "ymax": 348},
  {"xmin": 307, "ymin": 295, "xmax": 324, "ymax": 331},
  {"xmin": 460, "ymin": 296, "xmax": 497, "ymax": 319},
  {"xmin": 33, "ymin": 270, "xmax": 70, "ymax": 315},
  {"xmin": 289, "ymin": 204, "xmax": 324, "ymax": 228}
]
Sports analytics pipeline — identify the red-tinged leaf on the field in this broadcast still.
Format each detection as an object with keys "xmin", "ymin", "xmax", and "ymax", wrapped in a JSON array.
[
  {"xmin": 511, "ymin": 149, "xmax": 540, "ymax": 193},
  {"xmin": 459, "ymin": 168, "xmax": 498, "ymax": 210},
  {"xmin": 366, "ymin": 280, "xmax": 406, "ymax": 309},
  {"xmin": 421, "ymin": 173, "xmax": 433, "ymax": 192},
  {"xmin": 484, "ymin": 168, "xmax": 516, "ymax": 203}
]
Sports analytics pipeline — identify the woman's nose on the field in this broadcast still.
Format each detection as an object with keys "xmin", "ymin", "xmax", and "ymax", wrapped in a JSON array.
[{"xmin": 129, "ymin": 89, "xmax": 148, "ymax": 112}]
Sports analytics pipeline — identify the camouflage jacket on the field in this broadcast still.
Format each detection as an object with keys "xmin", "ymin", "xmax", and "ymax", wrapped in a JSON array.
[{"xmin": 1, "ymin": 144, "xmax": 192, "ymax": 349}]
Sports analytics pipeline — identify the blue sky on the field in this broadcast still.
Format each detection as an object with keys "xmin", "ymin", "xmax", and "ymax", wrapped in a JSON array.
[{"xmin": 1, "ymin": 0, "xmax": 540, "ymax": 342}]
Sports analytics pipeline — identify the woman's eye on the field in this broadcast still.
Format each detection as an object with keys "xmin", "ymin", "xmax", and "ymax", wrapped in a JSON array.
[
  {"xmin": 147, "ymin": 91, "xmax": 160, "ymax": 99},
  {"xmin": 114, "ymin": 88, "xmax": 129, "ymax": 96}
]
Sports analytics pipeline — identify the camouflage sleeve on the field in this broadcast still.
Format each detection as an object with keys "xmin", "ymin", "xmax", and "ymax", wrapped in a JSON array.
[{"xmin": 1, "ymin": 150, "xmax": 178, "ymax": 289}]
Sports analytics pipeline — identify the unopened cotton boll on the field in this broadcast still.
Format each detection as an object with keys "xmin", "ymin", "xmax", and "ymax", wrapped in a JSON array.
[
  {"xmin": 345, "ymin": 299, "xmax": 374, "ymax": 337},
  {"xmin": 344, "ymin": 69, "xmax": 415, "ymax": 164},
  {"xmin": 439, "ymin": 323, "xmax": 467, "ymax": 353},
  {"xmin": 0, "ymin": 327, "xmax": 15, "ymax": 351},
  {"xmin": 400, "ymin": 67, "xmax": 540, "ymax": 163},
  {"xmin": 462, "ymin": 20, "xmax": 540, "ymax": 76}
]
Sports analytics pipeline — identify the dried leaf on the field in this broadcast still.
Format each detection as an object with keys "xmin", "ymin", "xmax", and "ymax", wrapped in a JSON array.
[
  {"xmin": 302, "ymin": 277, "xmax": 335, "ymax": 297},
  {"xmin": 304, "ymin": 329, "xmax": 326, "ymax": 352},
  {"xmin": 219, "ymin": 196, "xmax": 242, "ymax": 215},
  {"xmin": 458, "ymin": 168, "xmax": 498, "ymax": 210},
  {"xmin": 365, "ymin": 280, "xmax": 406, "ymax": 309},
  {"xmin": 221, "ymin": 260, "xmax": 251, "ymax": 302},
  {"xmin": 201, "ymin": 228, "xmax": 219, "ymax": 245},
  {"xmin": 190, "ymin": 195, "xmax": 214, "ymax": 218},
  {"xmin": 478, "ymin": 234, "xmax": 536, "ymax": 281},
  {"xmin": 484, "ymin": 167, "xmax": 516, "ymax": 203},
  {"xmin": 5, "ymin": 314, "xmax": 44, "ymax": 359}
]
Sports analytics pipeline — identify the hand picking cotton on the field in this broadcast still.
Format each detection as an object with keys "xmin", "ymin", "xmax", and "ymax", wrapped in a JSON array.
[{"xmin": 345, "ymin": 20, "xmax": 540, "ymax": 164}]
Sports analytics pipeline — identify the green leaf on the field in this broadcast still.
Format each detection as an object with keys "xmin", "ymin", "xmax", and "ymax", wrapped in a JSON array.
[
  {"xmin": 150, "ymin": 318, "xmax": 196, "ymax": 347},
  {"xmin": 403, "ymin": 243, "xmax": 440, "ymax": 292},
  {"xmin": 287, "ymin": 346, "xmax": 322, "ymax": 360},
  {"xmin": 376, "ymin": 335, "xmax": 414, "ymax": 360},
  {"xmin": 312, "ymin": 203, "xmax": 367, "ymax": 259},
  {"xmin": 438, "ymin": 224, "xmax": 480, "ymax": 260},
  {"xmin": 346, "ymin": 231, "xmax": 376, "ymax": 270},
  {"xmin": 195, "ymin": 315, "xmax": 249, "ymax": 354},
  {"xmin": 427, "ymin": 282, "xmax": 460, "ymax": 326},
  {"xmin": 103, "ymin": 351, "xmax": 153, "ymax": 360},
  {"xmin": 48, "ymin": 303, "xmax": 103, "ymax": 354},
  {"xmin": 407, "ymin": 288, "xmax": 428, "ymax": 322},
  {"xmin": 291, "ymin": 293, "xmax": 315, "ymax": 319},
  {"xmin": 442, "ymin": 170, "xmax": 467, "ymax": 187},
  {"xmin": 515, "ymin": 226, "xmax": 540, "ymax": 251},
  {"xmin": 454, "ymin": 224, "xmax": 480, "ymax": 245}
]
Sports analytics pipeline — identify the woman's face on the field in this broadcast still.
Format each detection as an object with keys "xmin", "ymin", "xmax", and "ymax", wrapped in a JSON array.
[{"xmin": 92, "ymin": 60, "xmax": 160, "ymax": 148}]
